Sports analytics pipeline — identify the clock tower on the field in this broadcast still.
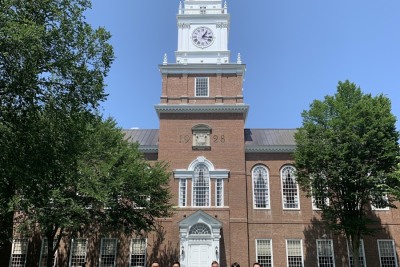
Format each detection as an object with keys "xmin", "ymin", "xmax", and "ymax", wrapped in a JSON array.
[
  {"xmin": 176, "ymin": 0, "xmax": 230, "ymax": 64},
  {"xmin": 156, "ymin": 1, "xmax": 250, "ymax": 267}
]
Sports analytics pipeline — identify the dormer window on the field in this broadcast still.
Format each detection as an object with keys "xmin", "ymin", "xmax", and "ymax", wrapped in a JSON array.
[{"xmin": 195, "ymin": 77, "xmax": 209, "ymax": 97}]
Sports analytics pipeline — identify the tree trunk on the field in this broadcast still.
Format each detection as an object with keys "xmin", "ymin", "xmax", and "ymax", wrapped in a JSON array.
[{"xmin": 350, "ymin": 234, "xmax": 361, "ymax": 267}]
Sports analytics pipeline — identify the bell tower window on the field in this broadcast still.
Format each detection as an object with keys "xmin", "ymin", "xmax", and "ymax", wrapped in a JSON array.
[{"xmin": 195, "ymin": 77, "xmax": 209, "ymax": 97}]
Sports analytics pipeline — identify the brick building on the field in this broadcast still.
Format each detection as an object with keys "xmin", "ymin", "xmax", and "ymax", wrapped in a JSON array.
[
  {"xmin": 8, "ymin": 0, "xmax": 400, "ymax": 266},
  {"xmin": 122, "ymin": 1, "xmax": 400, "ymax": 267}
]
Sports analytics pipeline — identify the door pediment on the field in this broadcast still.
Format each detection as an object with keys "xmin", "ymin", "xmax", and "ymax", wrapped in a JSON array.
[{"xmin": 179, "ymin": 210, "xmax": 222, "ymax": 229}]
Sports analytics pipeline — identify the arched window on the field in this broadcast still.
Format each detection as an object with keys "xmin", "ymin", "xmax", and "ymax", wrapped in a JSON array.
[
  {"xmin": 281, "ymin": 166, "xmax": 299, "ymax": 209},
  {"xmin": 252, "ymin": 165, "xmax": 270, "ymax": 209},
  {"xmin": 189, "ymin": 223, "xmax": 211, "ymax": 235},
  {"xmin": 192, "ymin": 164, "xmax": 210, "ymax": 207}
]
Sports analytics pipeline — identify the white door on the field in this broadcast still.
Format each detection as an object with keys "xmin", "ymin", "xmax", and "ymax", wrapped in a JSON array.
[{"xmin": 189, "ymin": 244, "xmax": 210, "ymax": 267}]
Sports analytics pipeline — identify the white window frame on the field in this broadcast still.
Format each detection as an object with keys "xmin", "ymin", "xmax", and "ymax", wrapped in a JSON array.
[
  {"xmin": 281, "ymin": 165, "xmax": 300, "ymax": 210},
  {"xmin": 39, "ymin": 238, "xmax": 57, "ymax": 267},
  {"xmin": 316, "ymin": 239, "xmax": 335, "ymax": 267},
  {"xmin": 256, "ymin": 239, "xmax": 273, "ymax": 267},
  {"xmin": 347, "ymin": 239, "xmax": 366, "ymax": 267},
  {"xmin": 129, "ymin": 238, "xmax": 147, "ymax": 267},
  {"xmin": 68, "ymin": 238, "xmax": 88, "ymax": 267},
  {"xmin": 195, "ymin": 77, "xmax": 209, "ymax": 97},
  {"xmin": 9, "ymin": 238, "xmax": 28, "ymax": 267},
  {"xmin": 372, "ymin": 195, "xmax": 390, "ymax": 211},
  {"xmin": 179, "ymin": 178, "xmax": 187, "ymax": 207},
  {"xmin": 252, "ymin": 165, "xmax": 270, "ymax": 209},
  {"xmin": 378, "ymin": 239, "xmax": 398, "ymax": 267},
  {"xmin": 286, "ymin": 239, "xmax": 304, "ymax": 267},
  {"xmin": 312, "ymin": 190, "xmax": 329, "ymax": 210},
  {"xmin": 215, "ymin": 178, "xmax": 224, "ymax": 207},
  {"xmin": 192, "ymin": 164, "xmax": 211, "ymax": 207},
  {"xmin": 99, "ymin": 238, "xmax": 118, "ymax": 267}
]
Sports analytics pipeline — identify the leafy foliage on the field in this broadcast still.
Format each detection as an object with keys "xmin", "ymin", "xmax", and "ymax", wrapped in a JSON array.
[
  {"xmin": 294, "ymin": 80, "xmax": 400, "ymax": 267},
  {"xmin": 0, "ymin": 1, "xmax": 171, "ymax": 266},
  {"xmin": 78, "ymin": 119, "xmax": 173, "ymax": 234}
]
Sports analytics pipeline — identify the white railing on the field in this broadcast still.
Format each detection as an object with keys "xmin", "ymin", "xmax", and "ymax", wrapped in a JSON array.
[{"xmin": 181, "ymin": 8, "xmax": 226, "ymax": 15}]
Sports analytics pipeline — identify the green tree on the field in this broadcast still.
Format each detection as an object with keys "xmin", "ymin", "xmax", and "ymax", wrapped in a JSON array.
[
  {"xmin": 0, "ymin": 0, "xmax": 113, "ymax": 265},
  {"xmin": 18, "ymin": 116, "xmax": 172, "ymax": 267},
  {"xmin": 294, "ymin": 80, "xmax": 400, "ymax": 267}
]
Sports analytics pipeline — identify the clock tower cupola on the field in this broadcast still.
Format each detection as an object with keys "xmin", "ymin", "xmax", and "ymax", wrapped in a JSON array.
[{"xmin": 176, "ymin": 0, "xmax": 230, "ymax": 64}]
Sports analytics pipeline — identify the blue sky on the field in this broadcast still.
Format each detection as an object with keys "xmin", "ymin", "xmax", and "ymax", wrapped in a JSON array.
[{"xmin": 86, "ymin": 1, "xmax": 400, "ymax": 130}]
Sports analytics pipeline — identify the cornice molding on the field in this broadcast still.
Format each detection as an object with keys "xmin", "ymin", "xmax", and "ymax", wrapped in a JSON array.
[
  {"xmin": 154, "ymin": 104, "xmax": 249, "ymax": 120},
  {"xmin": 159, "ymin": 63, "xmax": 245, "ymax": 75},
  {"xmin": 138, "ymin": 146, "xmax": 158, "ymax": 153},
  {"xmin": 245, "ymin": 145, "xmax": 296, "ymax": 153}
]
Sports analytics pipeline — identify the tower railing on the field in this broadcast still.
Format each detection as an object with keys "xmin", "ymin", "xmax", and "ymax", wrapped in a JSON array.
[{"xmin": 181, "ymin": 8, "xmax": 226, "ymax": 15}]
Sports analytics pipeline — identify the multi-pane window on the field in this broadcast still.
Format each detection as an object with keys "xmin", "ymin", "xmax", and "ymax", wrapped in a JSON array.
[
  {"xmin": 312, "ymin": 189, "xmax": 329, "ymax": 210},
  {"xmin": 192, "ymin": 164, "xmax": 210, "ymax": 207},
  {"xmin": 216, "ymin": 179, "xmax": 223, "ymax": 207},
  {"xmin": 39, "ymin": 238, "xmax": 57, "ymax": 267},
  {"xmin": 179, "ymin": 179, "xmax": 187, "ymax": 207},
  {"xmin": 99, "ymin": 238, "xmax": 117, "ymax": 267},
  {"xmin": 69, "ymin": 238, "xmax": 87, "ymax": 267},
  {"xmin": 286, "ymin": 239, "xmax": 303, "ymax": 267},
  {"xmin": 316, "ymin": 239, "xmax": 335, "ymax": 267},
  {"xmin": 252, "ymin": 165, "xmax": 270, "ymax": 209},
  {"xmin": 195, "ymin": 77, "xmax": 209, "ymax": 97},
  {"xmin": 256, "ymin": 239, "xmax": 273, "ymax": 267},
  {"xmin": 372, "ymin": 195, "xmax": 390, "ymax": 211},
  {"xmin": 281, "ymin": 166, "xmax": 299, "ymax": 209},
  {"xmin": 378, "ymin": 240, "xmax": 398, "ymax": 267},
  {"xmin": 347, "ymin": 240, "xmax": 366, "ymax": 267},
  {"xmin": 189, "ymin": 223, "xmax": 212, "ymax": 235},
  {"xmin": 130, "ymin": 239, "xmax": 147, "ymax": 267},
  {"xmin": 9, "ymin": 238, "xmax": 28, "ymax": 267}
]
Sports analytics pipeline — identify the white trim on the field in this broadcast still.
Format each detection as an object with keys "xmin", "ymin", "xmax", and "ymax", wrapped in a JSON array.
[
  {"xmin": 39, "ymin": 238, "xmax": 57, "ymax": 267},
  {"xmin": 99, "ymin": 238, "xmax": 117, "ymax": 267},
  {"xmin": 245, "ymin": 145, "xmax": 296, "ymax": 153},
  {"xmin": 346, "ymin": 239, "xmax": 366, "ymax": 267},
  {"xmin": 191, "ymin": 164, "xmax": 211, "ymax": 207},
  {"xmin": 255, "ymin": 239, "xmax": 273, "ymax": 267},
  {"xmin": 188, "ymin": 156, "xmax": 215, "ymax": 171},
  {"xmin": 280, "ymin": 165, "xmax": 300, "ymax": 210},
  {"xmin": 371, "ymin": 195, "xmax": 390, "ymax": 211},
  {"xmin": 154, "ymin": 104, "xmax": 250, "ymax": 121},
  {"xmin": 159, "ymin": 63, "xmax": 245, "ymax": 75},
  {"xmin": 9, "ymin": 238, "xmax": 28, "ymax": 267},
  {"xmin": 215, "ymin": 179, "xmax": 224, "ymax": 207},
  {"xmin": 377, "ymin": 239, "xmax": 398, "ymax": 267},
  {"xmin": 129, "ymin": 238, "xmax": 147, "ymax": 267},
  {"xmin": 179, "ymin": 179, "xmax": 187, "ymax": 207},
  {"xmin": 285, "ymin": 239, "xmax": 304, "ymax": 267},
  {"xmin": 316, "ymin": 239, "xmax": 335, "ymax": 267},
  {"xmin": 195, "ymin": 77, "xmax": 209, "ymax": 97},
  {"xmin": 252, "ymin": 165, "xmax": 270, "ymax": 210},
  {"xmin": 68, "ymin": 238, "xmax": 88, "ymax": 267}
]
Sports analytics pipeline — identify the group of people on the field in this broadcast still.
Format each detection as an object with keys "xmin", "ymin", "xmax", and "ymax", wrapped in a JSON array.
[{"xmin": 151, "ymin": 260, "xmax": 262, "ymax": 267}]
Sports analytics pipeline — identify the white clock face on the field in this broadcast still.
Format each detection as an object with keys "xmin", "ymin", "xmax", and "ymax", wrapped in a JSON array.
[{"xmin": 191, "ymin": 26, "xmax": 214, "ymax": 48}]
